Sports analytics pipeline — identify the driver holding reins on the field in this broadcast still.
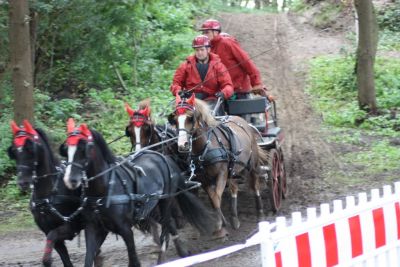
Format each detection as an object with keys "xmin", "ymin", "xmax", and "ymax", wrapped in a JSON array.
[{"xmin": 170, "ymin": 35, "xmax": 233, "ymax": 115}]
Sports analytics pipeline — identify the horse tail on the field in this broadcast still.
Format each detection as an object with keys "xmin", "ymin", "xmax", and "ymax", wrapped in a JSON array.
[
  {"xmin": 257, "ymin": 145, "xmax": 268, "ymax": 167},
  {"xmin": 176, "ymin": 191, "xmax": 217, "ymax": 235}
]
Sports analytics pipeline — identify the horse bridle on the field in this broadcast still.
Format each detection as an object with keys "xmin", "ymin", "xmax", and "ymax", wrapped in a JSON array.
[
  {"xmin": 65, "ymin": 130, "xmax": 95, "ymax": 187},
  {"xmin": 127, "ymin": 113, "xmax": 155, "ymax": 151}
]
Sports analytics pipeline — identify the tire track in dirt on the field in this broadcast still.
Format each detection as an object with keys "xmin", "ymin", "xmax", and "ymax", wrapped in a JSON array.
[{"xmin": 217, "ymin": 12, "xmax": 348, "ymax": 209}]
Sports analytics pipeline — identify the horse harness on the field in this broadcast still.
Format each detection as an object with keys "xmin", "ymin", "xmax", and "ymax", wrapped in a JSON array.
[
  {"xmin": 81, "ymin": 150, "xmax": 200, "ymax": 220},
  {"xmin": 191, "ymin": 116, "xmax": 252, "ymax": 177},
  {"xmin": 30, "ymin": 165, "xmax": 82, "ymax": 223}
]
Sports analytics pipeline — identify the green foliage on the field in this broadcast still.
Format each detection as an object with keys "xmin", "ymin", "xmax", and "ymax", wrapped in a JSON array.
[
  {"xmin": 377, "ymin": 2, "xmax": 400, "ymax": 32},
  {"xmin": 288, "ymin": 0, "xmax": 310, "ymax": 12},
  {"xmin": 341, "ymin": 140, "xmax": 400, "ymax": 174},
  {"xmin": 307, "ymin": 55, "xmax": 400, "ymax": 135},
  {"xmin": 0, "ymin": 0, "xmax": 210, "ymax": 204},
  {"xmin": 377, "ymin": 2, "xmax": 400, "ymax": 51},
  {"xmin": 0, "ymin": 180, "xmax": 33, "ymax": 233},
  {"xmin": 0, "ymin": 2, "xmax": 8, "ymax": 66},
  {"xmin": 311, "ymin": 1, "xmax": 343, "ymax": 29}
]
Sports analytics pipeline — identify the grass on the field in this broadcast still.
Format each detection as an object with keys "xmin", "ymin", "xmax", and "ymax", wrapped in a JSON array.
[{"xmin": 0, "ymin": 181, "xmax": 34, "ymax": 234}]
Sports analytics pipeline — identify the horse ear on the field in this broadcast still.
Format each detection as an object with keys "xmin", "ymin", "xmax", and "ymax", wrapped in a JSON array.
[
  {"xmin": 175, "ymin": 93, "xmax": 182, "ymax": 106},
  {"xmin": 167, "ymin": 113, "xmax": 176, "ymax": 126},
  {"xmin": 67, "ymin": 118, "xmax": 75, "ymax": 133},
  {"xmin": 125, "ymin": 103, "xmax": 135, "ymax": 117},
  {"xmin": 23, "ymin": 120, "xmax": 36, "ymax": 135},
  {"xmin": 187, "ymin": 93, "xmax": 196, "ymax": 106},
  {"xmin": 7, "ymin": 146, "xmax": 16, "ymax": 160},
  {"xmin": 10, "ymin": 120, "xmax": 20, "ymax": 135},
  {"xmin": 142, "ymin": 106, "xmax": 151, "ymax": 118},
  {"xmin": 59, "ymin": 143, "xmax": 67, "ymax": 157},
  {"xmin": 80, "ymin": 124, "xmax": 93, "ymax": 140},
  {"xmin": 125, "ymin": 126, "xmax": 131, "ymax": 137}
]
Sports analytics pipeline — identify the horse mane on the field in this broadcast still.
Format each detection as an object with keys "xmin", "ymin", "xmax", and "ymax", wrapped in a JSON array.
[
  {"xmin": 194, "ymin": 99, "xmax": 218, "ymax": 127},
  {"xmin": 35, "ymin": 128, "xmax": 60, "ymax": 167},
  {"xmin": 137, "ymin": 98, "xmax": 150, "ymax": 110},
  {"xmin": 90, "ymin": 129, "xmax": 116, "ymax": 164}
]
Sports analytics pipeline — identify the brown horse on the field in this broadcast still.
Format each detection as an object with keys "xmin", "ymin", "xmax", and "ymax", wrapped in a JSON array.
[
  {"xmin": 125, "ymin": 99, "xmax": 177, "ymax": 154},
  {"xmin": 170, "ymin": 94, "xmax": 268, "ymax": 237}
]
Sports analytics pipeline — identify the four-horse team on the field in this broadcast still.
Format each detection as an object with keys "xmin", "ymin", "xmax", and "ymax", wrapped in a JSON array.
[{"xmin": 7, "ymin": 19, "xmax": 287, "ymax": 267}]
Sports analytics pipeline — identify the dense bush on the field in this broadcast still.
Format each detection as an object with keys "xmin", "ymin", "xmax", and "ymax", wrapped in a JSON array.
[
  {"xmin": 0, "ymin": 0, "xmax": 213, "ymax": 184},
  {"xmin": 377, "ymin": 2, "xmax": 400, "ymax": 32}
]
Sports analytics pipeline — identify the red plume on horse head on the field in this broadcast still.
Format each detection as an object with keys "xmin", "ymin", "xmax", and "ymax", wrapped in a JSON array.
[
  {"xmin": 125, "ymin": 102, "xmax": 151, "ymax": 119},
  {"xmin": 10, "ymin": 119, "xmax": 39, "ymax": 147},
  {"xmin": 125, "ymin": 103, "xmax": 135, "ymax": 118},
  {"xmin": 67, "ymin": 118, "xmax": 76, "ymax": 134},
  {"xmin": 66, "ymin": 118, "xmax": 93, "ymax": 145},
  {"xmin": 175, "ymin": 92, "xmax": 196, "ymax": 107},
  {"xmin": 10, "ymin": 120, "xmax": 20, "ymax": 136},
  {"xmin": 187, "ymin": 93, "xmax": 195, "ymax": 107}
]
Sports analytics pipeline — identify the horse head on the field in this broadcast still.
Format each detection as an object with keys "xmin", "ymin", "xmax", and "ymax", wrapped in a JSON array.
[
  {"xmin": 61, "ymin": 118, "xmax": 115, "ymax": 190},
  {"xmin": 61, "ymin": 118, "xmax": 94, "ymax": 190},
  {"xmin": 125, "ymin": 101, "xmax": 152, "ymax": 151},
  {"xmin": 170, "ymin": 94, "xmax": 217, "ymax": 153},
  {"xmin": 8, "ymin": 120, "xmax": 49, "ymax": 192}
]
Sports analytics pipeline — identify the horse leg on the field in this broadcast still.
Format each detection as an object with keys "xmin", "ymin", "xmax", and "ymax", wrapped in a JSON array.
[
  {"xmin": 250, "ymin": 170, "xmax": 265, "ymax": 220},
  {"xmin": 149, "ymin": 218, "xmax": 161, "ymax": 246},
  {"xmin": 160, "ymin": 199, "xmax": 190, "ymax": 261},
  {"xmin": 205, "ymin": 176, "xmax": 228, "ymax": 238},
  {"xmin": 228, "ymin": 179, "xmax": 241, "ymax": 229},
  {"xmin": 84, "ymin": 224, "xmax": 108, "ymax": 267},
  {"xmin": 116, "ymin": 224, "xmax": 141, "ymax": 267},
  {"xmin": 42, "ymin": 224, "xmax": 76, "ymax": 267}
]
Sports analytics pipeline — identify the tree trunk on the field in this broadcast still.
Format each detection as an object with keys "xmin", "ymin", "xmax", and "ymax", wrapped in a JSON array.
[
  {"xmin": 0, "ymin": 62, "xmax": 6, "ymax": 110},
  {"xmin": 354, "ymin": 0, "xmax": 378, "ymax": 114},
  {"xmin": 9, "ymin": 0, "xmax": 34, "ymax": 124}
]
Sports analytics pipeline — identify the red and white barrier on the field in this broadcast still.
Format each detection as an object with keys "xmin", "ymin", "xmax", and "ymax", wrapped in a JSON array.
[
  {"xmin": 266, "ymin": 182, "xmax": 400, "ymax": 266},
  {"xmin": 156, "ymin": 182, "xmax": 400, "ymax": 267}
]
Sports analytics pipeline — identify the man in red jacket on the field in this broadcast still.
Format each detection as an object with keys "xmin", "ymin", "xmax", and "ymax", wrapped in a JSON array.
[
  {"xmin": 170, "ymin": 35, "xmax": 233, "ymax": 114},
  {"xmin": 200, "ymin": 19, "xmax": 267, "ymax": 99}
]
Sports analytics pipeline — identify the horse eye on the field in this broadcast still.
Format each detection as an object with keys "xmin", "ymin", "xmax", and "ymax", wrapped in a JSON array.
[{"xmin": 188, "ymin": 116, "xmax": 194, "ymax": 123}]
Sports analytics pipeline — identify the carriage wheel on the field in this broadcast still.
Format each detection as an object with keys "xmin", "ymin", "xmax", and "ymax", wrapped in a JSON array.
[
  {"xmin": 279, "ymin": 148, "xmax": 288, "ymax": 199},
  {"xmin": 267, "ymin": 148, "xmax": 282, "ymax": 212}
]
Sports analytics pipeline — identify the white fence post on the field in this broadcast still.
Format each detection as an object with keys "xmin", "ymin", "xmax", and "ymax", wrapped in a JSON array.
[{"xmin": 259, "ymin": 221, "xmax": 275, "ymax": 267}]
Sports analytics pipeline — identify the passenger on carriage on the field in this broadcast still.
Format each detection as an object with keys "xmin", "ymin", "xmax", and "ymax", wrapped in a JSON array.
[
  {"xmin": 199, "ymin": 19, "xmax": 268, "ymax": 99},
  {"xmin": 170, "ymin": 35, "xmax": 233, "ymax": 115}
]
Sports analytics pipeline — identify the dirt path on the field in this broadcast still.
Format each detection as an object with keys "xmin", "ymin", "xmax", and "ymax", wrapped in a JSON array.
[{"xmin": 0, "ymin": 11, "xmax": 382, "ymax": 267}]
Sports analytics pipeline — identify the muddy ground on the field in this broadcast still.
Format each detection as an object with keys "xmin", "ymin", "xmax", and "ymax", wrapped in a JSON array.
[{"xmin": 1, "ymin": 11, "xmax": 398, "ymax": 267}]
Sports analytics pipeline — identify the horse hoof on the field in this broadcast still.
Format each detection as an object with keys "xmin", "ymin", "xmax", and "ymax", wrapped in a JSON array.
[
  {"xmin": 174, "ymin": 239, "xmax": 190, "ymax": 257},
  {"xmin": 257, "ymin": 210, "xmax": 266, "ymax": 221},
  {"xmin": 157, "ymin": 253, "xmax": 166, "ymax": 264},
  {"xmin": 94, "ymin": 253, "xmax": 104, "ymax": 267},
  {"xmin": 212, "ymin": 228, "xmax": 229, "ymax": 239},
  {"xmin": 230, "ymin": 217, "xmax": 241, "ymax": 230},
  {"xmin": 42, "ymin": 258, "xmax": 52, "ymax": 267}
]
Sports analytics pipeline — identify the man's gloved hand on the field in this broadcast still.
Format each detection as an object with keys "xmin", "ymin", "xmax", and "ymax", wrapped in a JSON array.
[
  {"xmin": 251, "ymin": 85, "xmax": 268, "ymax": 96},
  {"xmin": 215, "ymin": 91, "xmax": 224, "ymax": 99}
]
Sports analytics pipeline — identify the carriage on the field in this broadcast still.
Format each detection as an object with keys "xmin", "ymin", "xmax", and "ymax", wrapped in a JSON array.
[{"xmin": 225, "ymin": 96, "xmax": 287, "ymax": 212}]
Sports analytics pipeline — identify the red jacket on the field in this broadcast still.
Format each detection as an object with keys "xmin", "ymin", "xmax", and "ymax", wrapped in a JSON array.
[
  {"xmin": 170, "ymin": 53, "xmax": 233, "ymax": 99},
  {"xmin": 210, "ymin": 35, "xmax": 262, "ymax": 93}
]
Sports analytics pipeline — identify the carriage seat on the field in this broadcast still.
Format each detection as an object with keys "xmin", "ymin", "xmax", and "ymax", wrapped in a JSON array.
[
  {"xmin": 226, "ymin": 97, "xmax": 268, "ymax": 115},
  {"xmin": 226, "ymin": 97, "xmax": 272, "ymax": 136}
]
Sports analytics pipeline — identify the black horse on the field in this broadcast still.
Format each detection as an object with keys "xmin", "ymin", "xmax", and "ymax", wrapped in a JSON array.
[
  {"xmin": 7, "ymin": 120, "xmax": 84, "ymax": 267},
  {"xmin": 61, "ymin": 119, "xmax": 216, "ymax": 267}
]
